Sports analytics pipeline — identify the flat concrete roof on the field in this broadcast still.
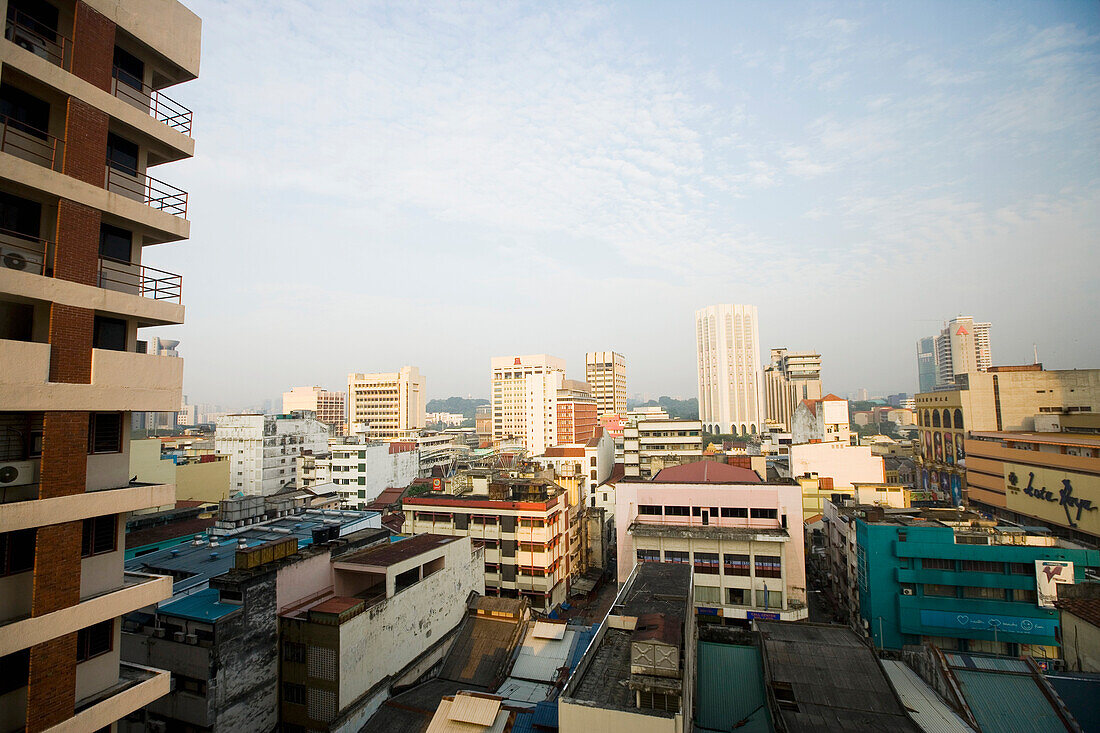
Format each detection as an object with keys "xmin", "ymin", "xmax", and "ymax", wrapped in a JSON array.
[{"xmin": 338, "ymin": 533, "xmax": 459, "ymax": 567}]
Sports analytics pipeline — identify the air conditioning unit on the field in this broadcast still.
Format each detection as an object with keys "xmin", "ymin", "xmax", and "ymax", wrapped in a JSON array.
[
  {"xmin": 901, "ymin": 588, "xmax": 914, "ymax": 596},
  {"xmin": 152, "ymin": 627, "xmax": 166, "ymax": 638},
  {"xmin": 1, "ymin": 245, "xmax": 34, "ymax": 272},
  {"xmin": 173, "ymin": 632, "xmax": 186, "ymax": 642},
  {"xmin": 0, "ymin": 460, "xmax": 39, "ymax": 487},
  {"xmin": 184, "ymin": 633, "xmax": 198, "ymax": 645}
]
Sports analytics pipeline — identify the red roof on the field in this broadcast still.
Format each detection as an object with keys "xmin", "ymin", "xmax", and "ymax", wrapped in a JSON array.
[
  {"xmin": 800, "ymin": 399, "xmax": 818, "ymax": 417},
  {"xmin": 821, "ymin": 393, "xmax": 845, "ymax": 401},
  {"xmin": 544, "ymin": 446, "xmax": 585, "ymax": 457},
  {"xmin": 653, "ymin": 461, "xmax": 761, "ymax": 483},
  {"xmin": 1055, "ymin": 598, "xmax": 1100, "ymax": 628},
  {"xmin": 310, "ymin": 597, "xmax": 362, "ymax": 615},
  {"xmin": 601, "ymin": 462, "xmax": 626, "ymax": 486},
  {"xmin": 366, "ymin": 487, "xmax": 406, "ymax": 510}
]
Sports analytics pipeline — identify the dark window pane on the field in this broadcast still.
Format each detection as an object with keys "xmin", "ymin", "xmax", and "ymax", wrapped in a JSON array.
[
  {"xmin": 0, "ymin": 649, "xmax": 30, "ymax": 695},
  {"xmin": 88, "ymin": 413, "xmax": 122, "ymax": 453},
  {"xmin": 98, "ymin": 224, "xmax": 132, "ymax": 263},
  {"xmin": 112, "ymin": 46, "xmax": 144, "ymax": 90},
  {"xmin": 0, "ymin": 190, "xmax": 41, "ymax": 237},
  {"xmin": 0, "ymin": 82, "xmax": 50, "ymax": 138},
  {"xmin": 93, "ymin": 316, "xmax": 127, "ymax": 351},
  {"xmin": 1, "ymin": 529, "xmax": 36, "ymax": 575},
  {"xmin": 76, "ymin": 620, "xmax": 113, "ymax": 661},
  {"xmin": 106, "ymin": 133, "xmax": 138, "ymax": 174}
]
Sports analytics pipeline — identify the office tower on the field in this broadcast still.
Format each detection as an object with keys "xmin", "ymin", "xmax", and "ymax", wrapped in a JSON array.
[
  {"xmin": 490, "ymin": 354, "xmax": 566, "ymax": 455},
  {"xmin": 283, "ymin": 385, "xmax": 347, "ymax": 436},
  {"xmin": 922, "ymin": 316, "xmax": 992, "ymax": 388},
  {"xmin": 916, "ymin": 337, "xmax": 938, "ymax": 393},
  {"xmin": 0, "ymin": 0, "xmax": 200, "ymax": 728},
  {"xmin": 585, "ymin": 351, "xmax": 627, "ymax": 416},
  {"xmin": 215, "ymin": 413, "xmax": 329, "ymax": 495},
  {"xmin": 347, "ymin": 366, "xmax": 425, "ymax": 440},
  {"xmin": 556, "ymin": 379, "xmax": 597, "ymax": 444},
  {"xmin": 764, "ymin": 348, "xmax": 823, "ymax": 430},
  {"xmin": 695, "ymin": 304, "xmax": 763, "ymax": 435}
]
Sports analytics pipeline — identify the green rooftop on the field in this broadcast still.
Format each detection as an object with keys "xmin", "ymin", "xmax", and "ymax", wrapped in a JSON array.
[{"xmin": 695, "ymin": 641, "xmax": 772, "ymax": 733}]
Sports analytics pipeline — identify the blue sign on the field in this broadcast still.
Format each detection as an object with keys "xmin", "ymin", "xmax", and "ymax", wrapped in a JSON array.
[
  {"xmin": 747, "ymin": 611, "xmax": 781, "ymax": 621},
  {"xmin": 919, "ymin": 609, "xmax": 1056, "ymax": 636},
  {"xmin": 697, "ymin": 607, "xmax": 720, "ymax": 616}
]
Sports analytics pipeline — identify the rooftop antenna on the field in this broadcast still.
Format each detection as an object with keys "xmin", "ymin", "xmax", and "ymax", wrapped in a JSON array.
[{"xmin": 1033, "ymin": 344, "xmax": 1039, "ymax": 365}]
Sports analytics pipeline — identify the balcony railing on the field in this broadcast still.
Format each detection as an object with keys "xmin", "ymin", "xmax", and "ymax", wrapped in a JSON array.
[
  {"xmin": 0, "ymin": 114, "xmax": 63, "ymax": 170},
  {"xmin": 105, "ymin": 163, "xmax": 188, "ymax": 218},
  {"xmin": 98, "ymin": 257, "xmax": 182, "ymax": 302},
  {"xmin": 4, "ymin": 9, "xmax": 71, "ymax": 70},
  {"xmin": 0, "ymin": 227, "xmax": 50, "ymax": 275},
  {"xmin": 112, "ymin": 66, "xmax": 193, "ymax": 136}
]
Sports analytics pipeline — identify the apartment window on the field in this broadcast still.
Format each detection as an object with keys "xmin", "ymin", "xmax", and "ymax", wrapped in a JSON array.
[
  {"xmin": 357, "ymin": 476, "xmax": 365, "ymax": 486},
  {"xmin": 921, "ymin": 558, "xmax": 955, "ymax": 571},
  {"xmin": 81, "ymin": 515, "xmax": 117, "ymax": 557},
  {"xmin": 960, "ymin": 560, "xmax": 1003, "ymax": 574},
  {"xmin": 637, "ymin": 548, "xmax": 660, "ymax": 563},
  {"xmin": 87, "ymin": 413, "xmax": 122, "ymax": 453},
  {"xmin": 98, "ymin": 223, "xmax": 132, "ymax": 263},
  {"xmin": 754, "ymin": 555, "xmax": 782, "ymax": 579},
  {"xmin": 726, "ymin": 588, "xmax": 747, "ymax": 605},
  {"xmin": 519, "ymin": 517, "xmax": 544, "ymax": 528},
  {"xmin": 0, "ymin": 83, "xmax": 49, "ymax": 139},
  {"xmin": 638, "ymin": 505, "xmax": 663, "ymax": 516},
  {"xmin": 750, "ymin": 508, "xmax": 778, "ymax": 519},
  {"xmin": 283, "ymin": 682, "xmax": 306, "ymax": 706},
  {"xmin": 665, "ymin": 506, "xmax": 690, "ymax": 517},
  {"xmin": 471, "ymin": 515, "xmax": 498, "ymax": 526},
  {"xmin": 0, "ymin": 529, "xmax": 36, "ymax": 576},
  {"xmin": 755, "ymin": 589, "xmax": 782, "ymax": 608},
  {"xmin": 0, "ymin": 649, "xmax": 30, "ymax": 696},
  {"xmin": 1014, "ymin": 588, "xmax": 1038, "ymax": 603},
  {"xmin": 721, "ymin": 507, "xmax": 748, "ymax": 518},
  {"xmin": 1008, "ymin": 563, "xmax": 1032, "ymax": 575},
  {"xmin": 694, "ymin": 552, "xmax": 719, "ymax": 575},
  {"xmin": 113, "ymin": 45, "xmax": 144, "ymax": 90},
  {"xmin": 106, "ymin": 132, "xmax": 139, "ymax": 174},
  {"xmin": 963, "ymin": 586, "xmax": 1006, "ymax": 600},
  {"xmin": 664, "ymin": 550, "xmax": 689, "ymax": 564},
  {"xmin": 92, "ymin": 315, "xmax": 128, "ymax": 352},
  {"xmin": 924, "ymin": 584, "xmax": 956, "ymax": 597},
  {"xmin": 724, "ymin": 554, "xmax": 750, "ymax": 576},
  {"xmin": 519, "ymin": 541, "xmax": 545, "ymax": 552},
  {"xmin": 76, "ymin": 620, "xmax": 113, "ymax": 662},
  {"xmin": 472, "ymin": 538, "xmax": 499, "ymax": 550}
]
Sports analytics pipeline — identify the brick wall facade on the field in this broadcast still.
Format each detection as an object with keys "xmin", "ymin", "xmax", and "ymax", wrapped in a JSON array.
[
  {"xmin": 47, "ymin": 305, "xmax": 93, "ymax": 383},
  {"xmin": 70, "ymin": 1, "xmax": 116, "ymax": 92},
  {"xmin": 61, "ymin": 98, "xmax": 109, "ymax": 187},
  {"xmin": 53, "ymin": 199, "xmax": 100, "ymax": 285},
  {"xmin": 25, "ymin": 633, "xmax": 79, "ymax": 731}
]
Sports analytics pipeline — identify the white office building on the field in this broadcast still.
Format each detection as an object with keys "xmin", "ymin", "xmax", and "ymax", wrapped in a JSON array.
[
  {"xmin": 348, "ymin": 366, "xmax": 426, "ymax": 439},
  {"xmin": 585, "ymin": 350, "xmax": 627, "ymax": 417},
  {"xmin": 491, "ymin": 354, "xmax": 567, "ymax": 456},
  {"xmin": 695, "ymin": 304, "xmax": 764, "ymax": 435},
  {"xmin": 932, "ymin": 316, "xmax": 992, "ymax": 386},
  {"xmin": 215, "ymin": 412, "xmax": 329, "ymax": 495}
]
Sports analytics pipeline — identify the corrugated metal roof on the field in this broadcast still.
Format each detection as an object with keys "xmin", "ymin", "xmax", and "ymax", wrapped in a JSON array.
[
  {"xmin": 532, "ymin": 621, "xmax": 566, "ymax": 640},
  {"xmin": 511, "ymin": 628, "xmax": 576, "ymax": 683},
  {"xmin": 425, "ymin": 696, "xmax": 509, "ymax": 733},
  {"xmin": 531, "ymin": 700, "xmax": 558, "ymax": 728},
  {"xmin": 567, "ymin": 624, "xmax": 598, "ymax": 671},
  {"xmin": 954, "ymin": 670, "xmax": 1066, "ymax": 733},
  {"xmin": 695, "ymin": 641, "xmax": 771, "ymax": 732},
  {"xmin": 496, "ymin": 678, "xmax": 554, "ymax": 706},
  {"xmin": 880, "ymin": 660, "xmax": 975, "ymax": 733},
  {"xmin": 944, "ymin": 652, "xmax": 1031, "ymax": 673},
  {"xmin": 447, "ymin": 693, "xmax": 501, "ymax": 726},
  {"xmin": 157, "ymin": 588, "xmax": 240, "ymax": 622}
]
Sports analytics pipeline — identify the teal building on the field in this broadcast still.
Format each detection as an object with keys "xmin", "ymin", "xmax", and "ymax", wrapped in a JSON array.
[{"xmin": 856, "ymin": 518, "xmax": 1099, "ymax": 659}]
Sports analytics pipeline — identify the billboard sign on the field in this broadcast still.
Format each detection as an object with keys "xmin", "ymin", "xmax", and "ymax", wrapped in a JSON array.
[
  {"xmin": 1005, "ymin": 464, "xmax": 1099, "ymax": 535},
  {"xmin": 1036, "ymin": 560, "xmax": 1074, "ymax": 609}
]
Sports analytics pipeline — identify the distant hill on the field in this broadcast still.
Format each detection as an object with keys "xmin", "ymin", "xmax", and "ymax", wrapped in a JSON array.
[
  {"xmin": 627, "ymin": 396, "xmax": 699, "ymax": 420},
  {"xmin": 426, "ymin": 397, "xmax": 489, "ymax": 419}
]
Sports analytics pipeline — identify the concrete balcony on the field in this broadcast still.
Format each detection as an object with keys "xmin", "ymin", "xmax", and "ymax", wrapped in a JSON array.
[
  {"xmin": 47, "ymin": 662, "xmax": 171, "ymax": 733},
  {"xmin": 0, "ymin": 482, "xmax": 174, "ymax": 532},
  {"xmin": 0, "ymin": 340, "xmax": 183, "ymax": 412},
  {"xmin": 0, "ymin": 572, "xmax": 172, "ymax": 657}
]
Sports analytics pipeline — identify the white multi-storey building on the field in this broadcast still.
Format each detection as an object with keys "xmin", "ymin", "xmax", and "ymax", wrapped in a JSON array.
[
  {"xmin": 695, "ymin": 304, "xmax": 764, "ymax": 435},
  {"xmin": 301, "ymin": 439, "xmax": 419, "ymax": 508},
  {"xmin": 282, "ymin": 385, "xmax": 346, "ymax": 436},
  {"xmin": 763, "ymin": 348, "xmax": 823, "ymax": 431},
  {"xmin": 347, "ymin": 366, "xmax": 425, "ymax": 440},
  {"xmin": 585, "ymin": 351, "xmax": 627, "ymax": 417},
  {"xmin": 931, "ymin": 316, "xmax": 992, "ymax": 386},
  {"xmin": 491, "ymin": 354, "xmax": 566, "ymax": 456},
  {"xmin": 215, "ymin": 413, "xmax": 329, "ymax": 495}
]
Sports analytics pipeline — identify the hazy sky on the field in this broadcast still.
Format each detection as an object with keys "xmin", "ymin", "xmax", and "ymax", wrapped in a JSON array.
[{"xmin": 150, "ymin": 0, "xmax": 1100, "ymax": 407}]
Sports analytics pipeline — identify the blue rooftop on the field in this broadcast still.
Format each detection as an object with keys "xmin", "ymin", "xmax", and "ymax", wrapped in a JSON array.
[{"xmin": 158, "ymin": 588, "xmax": 239, "ymax": 622}]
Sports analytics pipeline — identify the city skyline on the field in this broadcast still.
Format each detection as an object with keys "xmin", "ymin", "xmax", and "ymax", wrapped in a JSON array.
[{"xmin": 144, "ymin": 0, "xmax": 1099, "ymax": 405}]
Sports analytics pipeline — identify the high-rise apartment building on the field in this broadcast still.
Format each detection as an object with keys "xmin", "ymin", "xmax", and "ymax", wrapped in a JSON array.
[
  {"xmin": 763, "ymin": 347, "xmax": 822, "ymax": 430},
  {"xmin": 282, "ymin": 385, "xmax": 346, "ymax": 436},
  {"xmin": 556, "ymin": 379, "xmax": 596, "ymax": 445},
  {"xmin": 695, "ymin": 304, "xmax": 763, "ymax": 435},
  {"xmin": 347, "ymin": 366, "xmax": 425, "ymax": 440},
  {"xmin": 0, "ymin": 1, "xmax": 199, "ymax": 729},
  {"xmin": 584, "ymin": 351, "xmax": 626, "ymax": 417},
  {"xmin": 919, "ymin": 316, "xmax": 992, "ymax": 389},
  {"xmin": 490, "ymin": 354, "xmax": 566, "ymax": 456},
  {"xmin": 215, "ymin": 413, "xmax": 329, "ymax": 495}
]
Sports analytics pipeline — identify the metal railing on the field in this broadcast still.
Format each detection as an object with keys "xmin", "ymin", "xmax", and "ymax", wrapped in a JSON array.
[
  {"xmin": 0, "ymin": 227, "xmax": 50, "ymax": 275},
  {"xmin": 105, "ymin": 164, "xmax": 188, "ymax": 218},
  {"xmin": 4, "ymin": 9, "xmax": 71, "ymax": 70},
  {"xmin": 111, "ymin": 66, "xmax": 193, "ymax": 136},
  {"xmin": 98, "ymin": 257, "xmax": 182, "ymax": 302},
  {"xmin": 0, "ymin": 114, "xmax": 63, "ymax": 169}
]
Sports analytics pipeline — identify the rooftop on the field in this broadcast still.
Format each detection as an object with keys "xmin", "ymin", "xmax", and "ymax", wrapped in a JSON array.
[
  {"xmin": 337, "ymin": 533, "xmax": 459, "ymax": 567},
  {"xmin": 756, "ymin": 621, "xmax": 921, "ymax": 732},
  {"xmin": 970, "ymin": 431, "xmax": 1100, "ymax": 448},
  {"xmin": 943, "ymin": 652, "xmax": 1079, "ymax": 733},
  {"xmin": 629, "ymin": 523, "xmax": 790, "ymax": 542},
  {"xmin": 157, "ymin": 587, "xmax": 239, "ymax": 622},
  {"xmin": 652, "ymin": 461, "xmax": 761, "ymax": 483},
  {"xmin": 696, "ymin": 641, "xmax": 770, "ymax": 732}
]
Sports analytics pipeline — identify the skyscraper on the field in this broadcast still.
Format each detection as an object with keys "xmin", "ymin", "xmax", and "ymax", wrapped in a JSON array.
[
  {"xmin": 917, "ymin": 336, "xmax": 938, "ymax": 393},
  {"xmin": 919, "ymin": 316, "xmax": 993, "ymax": 390},
  {"xmin": 490, "ymin": 354, "xmax": 566, "ymax": 455},
  {"xmin": 0, "ymin": 0, "xmax": 200, "ymax": 727},
  {"xmin": 347, "ymin": 366, "xmax": 425, "ymax": 439},
  {"xmin": 764, "ymin": 348, "xmax": 823, "ymax": 430},
  {"xmin": 585, "ymin": 351, "xmax": 627, "ymax": 416},
  {"xmin": 695, "ymin": 304, "xmax": 764, "ymax": 435}
]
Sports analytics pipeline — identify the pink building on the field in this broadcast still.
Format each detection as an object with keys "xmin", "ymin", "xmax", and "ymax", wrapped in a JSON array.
[{"xmin": 615, "ymin": 463, "xmax": 807, "ymax": 622}]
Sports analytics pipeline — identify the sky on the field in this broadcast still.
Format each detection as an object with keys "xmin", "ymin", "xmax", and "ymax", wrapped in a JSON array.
[{"xmin": 150, "ymin": 0, "xmax": 1100, "ymax": 407}]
